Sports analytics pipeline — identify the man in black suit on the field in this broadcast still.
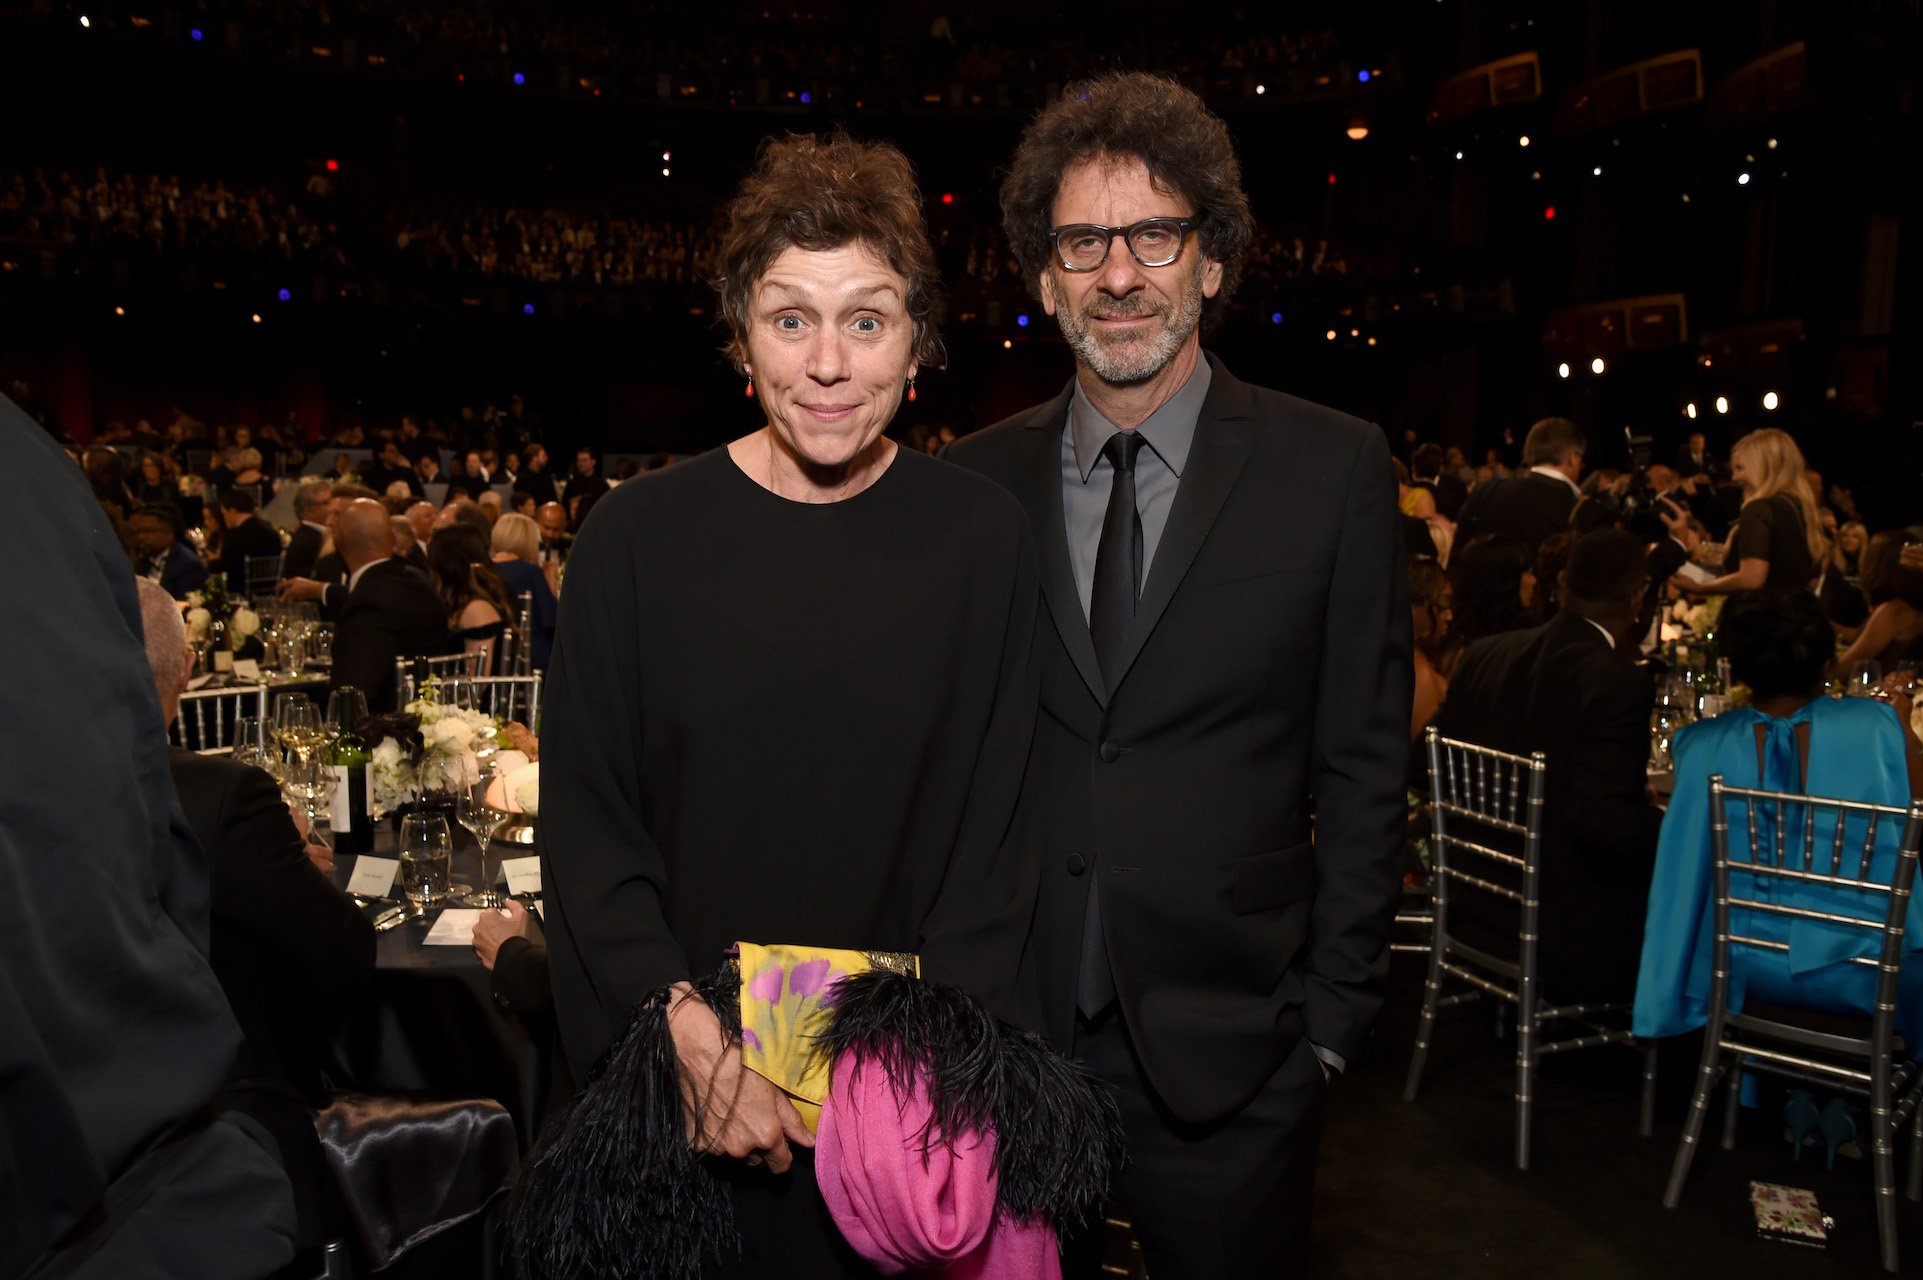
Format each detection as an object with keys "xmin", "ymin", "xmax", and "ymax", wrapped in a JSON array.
[
  {"xmin": 1453, "ymin": 417, "xmax": 1588, "ymax": 559},
  {"xmin": 282, "ymin": 479, "xmax": 336, "ymax": 580},
  {"xmin": 519, "ymin": 442, "xmax": 561, "ymax": 507},
  {"xmin": 562, "ymin": 446, "xmax": 612, "ymax": 526},
  {"xmin": 945, "ymin": 74, "xmax": 1409, "ymax": 1278},
  {"xmin": 211, "ymin": 486, "xmax": 284, "ymax": 590},
  {"xmin": 1675, "ymin": 430, "xmax": 1713, "ymax": 480},
  {"xmin": 1409, "ymin": 441, "xmax": 1468, "ymax": 522},
  {"xmin": 129, "ymin": 503, "xmax": 209, "ymax": 599},
  {"xmin": 1434, "ymin": 529, "xmax": 1663, "ymax": 1003},
  {"xmin": 5, "ymin": 406, "xmax": 295, "ymax": 1277},
  {"xmin": 138, "ymin": 579, "xmax": 374, "ymax": 1257},
  {"xmin": 281, "ymin": 498, "xmax": 447, "ymax": 710}
]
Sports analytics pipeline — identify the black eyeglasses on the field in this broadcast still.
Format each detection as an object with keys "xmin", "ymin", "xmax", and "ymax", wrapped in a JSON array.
[{"xmin": 1049, "ymin": 217, "xmax": 1196, "ymax": 272}]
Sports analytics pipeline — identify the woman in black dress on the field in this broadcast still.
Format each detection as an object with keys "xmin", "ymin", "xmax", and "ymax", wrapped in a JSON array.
[
  {"xmin": 535, "ymin": 134, "xmax": 1043, "ymax": 1277},
  {"xmin": 1675, "ymin": 427, "xmax": 1826, "ymax": 597}
]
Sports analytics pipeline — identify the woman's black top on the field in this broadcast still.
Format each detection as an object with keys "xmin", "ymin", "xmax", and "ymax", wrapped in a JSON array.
[
  {"xmin": 538, "ymin": 445, "xmax": 1042, "ymax": 1076},
  {"xmin": 1724, "ymin": 493, "xmax": 1814, "ymax": 589}
]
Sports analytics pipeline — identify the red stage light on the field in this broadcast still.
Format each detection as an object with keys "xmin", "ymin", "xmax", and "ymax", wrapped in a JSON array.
[
  {"xmin": 1543, "ymin": 205, "xmax": 1555, "ymax": 220},
  {"xmin": 941, "ymin": 193, "xmax": 954, "ymax": 205},
  {"xmin": 1327, "ymin": 173, "xmax": 1337, "ymax": 185},
  {"xmin": 325, "ymin": 159, "xmax": 339, "ymax": 172}
]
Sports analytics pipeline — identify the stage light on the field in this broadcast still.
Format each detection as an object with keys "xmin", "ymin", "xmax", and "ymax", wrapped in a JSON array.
[
  {"xmin": 1367, "ymin": 336, "xmax": 1377, "ymax": 346},
  {"xmin": 1686, "ymin": 403, "xmax": 1698, "ymax": 419},
  {"xmin": 1592, "ymin": 166, "xmax": 1603, "ymax": 176},
  {"xmin": 799, "ymin": 92, "xmax": 812, "ymax": 105},
  {"xmin": 1591, "ymin": 357, "xmax": 1605, "ymax": 375},
  {"xmin": 325, "ymin": 159, "xmax": 339, "ymax": 172},
  {"xmin": 1737, "ymin": 172, "xmax": 1751, "ymax": 185},
  {"xmin": 251, "ymin": 313, "xmax": 262, "ymax": 324},
  {"xmin": 1270, "ymin": 313, "xmax": 1283, "ymax": 325},
  {"xmin": 1350, "ymin": 328, "xmax": 1360, "ymax": 337},
  {"xmin": 1544, "ymin": 205, "xmax": 1556, "ymax": 220},
  {"xmin": 113, "ymin": 305, "xmax": 125, "ymax": 316},
  {"xmin": 190, "ymin": 26, "xmax": 203, "ymax": 40},
  {"xmin": 1767, "ymin": 138, "xmax": 1779, "ymax": 150},
  {"xmin": 1715, "ymin": 397, "xmax": 1729, "ymax": 415},
  {"xmin": 1681, "ymin": 193, "xmax": 1691, "ymax": 203},
  {"xmin": 661, "ymin": 151, "xmax": 671, "ymax": 161},
  {"xmin": 1327, "ymin": 173, "xmax": 1337, "ymax": 185},
  {"xmin": 79, "ymin": 15, "xmax": 89, "ymax": 28},
  {"xmin": 1346, "ymin": 126, "xmax": 1369, "ymax": 141},
  {"xmin": 1358, "ymin": 70, "xmax": 1371, "ymax": 83},
  {"xmin": 522, "ymin": 303, "xmax": 535, "ymax": 316},
  {"xmin": 941, "ymin": 193, "xmax": 954, "ymax": 205},
  {"xmin": 1455, "ymin": 151, "xmax": 1464, "ymax": 160},
  {"xmin": 1326, "ymin": 329, "xmax": 1338, "ymax": 341},
  {"xmin": 1763, "ymin": 391, "xmax": 1779, "ymax": 411},
  {"xmin": 1002, "ymin": 339, "xmax": 1013, "ymax": 350},
  {"xmin": 512, "ymin": 72, "xmax": 524, "ymax": 85},
  {"xmin": 1255, "ymin": 84, "xmax": 1266, "ymax": 96},
  {"xmin": 661, "ymin": 168, "xmax": 670, "ymax": 176},
  {"xmin": 1557, "ymin": 362, "xmax": 1570, "ymax": 379},
  {"xmin": 277, "ymin": 288, "xmax": 292, "ymax": 302},
  {"xmin": 1016, "ymin": 314, "xmax": 1030, "ymax": 328}
]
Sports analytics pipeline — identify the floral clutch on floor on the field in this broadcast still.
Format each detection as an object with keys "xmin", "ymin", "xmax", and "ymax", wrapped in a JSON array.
[{"xmin": 1749, "ymin": 1181, "xmax": 1830, "ymax": 1248}]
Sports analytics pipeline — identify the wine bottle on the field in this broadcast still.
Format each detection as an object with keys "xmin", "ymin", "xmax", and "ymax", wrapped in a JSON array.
[
  {"xmin": 209, "ymin": 611, "xmax": 234, "ymax": 674},
  {"xmin": 327, "ymin": 718, "xmax": 374, "ymax": 855}
]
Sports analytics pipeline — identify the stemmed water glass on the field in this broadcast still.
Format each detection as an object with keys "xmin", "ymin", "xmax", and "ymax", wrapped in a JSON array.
[
  {"xmin": 398, "ymin": 812, "xmax": 452, "ymax": 912},
  {"xmin": 281, "ymin": 754, "xmax": 336, "ymax": 851},
  {"xmin": 453, "ymin": 766, "xmax": 512, "ymax": 907},
  {"xmin": 231, "ymin": 715, "xmax": 274, "ymax": 772},
  {"xmin": 323, "ymin": 688, "xmax": 368, "ymax": 752}
]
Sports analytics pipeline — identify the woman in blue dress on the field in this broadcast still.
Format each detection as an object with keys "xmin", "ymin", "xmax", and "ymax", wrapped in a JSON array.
[{"xmin": 1634, "ymin": 590, "xmax": 1923, "ymax": 1042}]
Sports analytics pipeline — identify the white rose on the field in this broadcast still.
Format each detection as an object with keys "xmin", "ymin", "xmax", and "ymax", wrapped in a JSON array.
[
  {"xmin": 491, "ymin": 749, "xmax": 530, "ymax": 778},
  {"xmin": 230, "ymin": 607, "xmax": 260, "ymax": 637},
  {"xmin": 509, "ymin": 762, "xmax": 540, "ymax": 816},
  {"xmin": 186, "ymin": 607, "xmax": 211, "ymax": 639}
]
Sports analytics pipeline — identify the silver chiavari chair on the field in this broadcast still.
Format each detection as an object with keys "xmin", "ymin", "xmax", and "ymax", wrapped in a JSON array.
[
  {"xmin": 394, "ymin": 650, "xmax": 489, "ymax": 707},
  {"xmin": 170, "ymin": 682, "xmax": 268, "ymax": 754},
  {"xmin": 1403, "ymin": 726, "xmax": 1657, "ymax": 1170},
  {"xmin": 464, "ymin": 674, "xmax": 543, "ymax": 728},
  {"xmin": 244, "ymin": 552, "xmax": 284, "ymax": 599},
  {"xmin": 1663, "ymin": 775, "xmax": 1923, "ymax": 1272},
  {"xmin": 512, "ymin": 591, "xmax": 534, "ymax": 677}
]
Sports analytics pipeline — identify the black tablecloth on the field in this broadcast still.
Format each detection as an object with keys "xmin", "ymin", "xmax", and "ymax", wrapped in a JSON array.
[{"xmin": 326, "ymin": 835, "xmax": 554, "ymax": 1149}]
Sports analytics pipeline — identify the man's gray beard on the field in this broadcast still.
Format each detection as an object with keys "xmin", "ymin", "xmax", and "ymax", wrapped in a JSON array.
[{"xmin": 1055, "ymin": 261, "xmax": 1205, "ymax": 386}]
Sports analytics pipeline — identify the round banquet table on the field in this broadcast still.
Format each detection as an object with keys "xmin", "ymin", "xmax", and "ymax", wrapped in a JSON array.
[{"xmin": 324, "ymin": 827, "xmax": 555, "ymax": 1150}]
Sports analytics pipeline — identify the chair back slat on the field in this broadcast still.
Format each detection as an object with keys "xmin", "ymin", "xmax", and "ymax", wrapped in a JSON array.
[
  {"xmin": 244, "ymin": 553, "xmax": 283, "ymax": 598},
  {"xmin": 514, "ymin": 591, "xmax": 534, "ymax": 677},
  {"xmin": 169, "ymin": 682, "xmax": 268, "ymax": 752}
]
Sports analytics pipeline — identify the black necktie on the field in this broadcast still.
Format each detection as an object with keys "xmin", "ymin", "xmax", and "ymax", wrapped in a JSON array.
[{"xmin": 1078, "ymin": 429, "xmax": 1146, "ymax": 1018}]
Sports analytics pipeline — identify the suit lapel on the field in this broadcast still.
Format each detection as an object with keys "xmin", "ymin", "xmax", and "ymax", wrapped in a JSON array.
[
  {"xmin": 1102, "ymin": 358, "xmax": 1259, "ymax": 695},
  {"xmin": 1018, "ymin": 386, "xmax": 1109, "ymax": 706}
]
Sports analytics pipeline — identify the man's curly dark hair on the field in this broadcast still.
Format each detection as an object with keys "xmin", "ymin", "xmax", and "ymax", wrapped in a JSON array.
[{"xmin": 1000, "ymin": 72, "xmax": 1255, "ymax": 330}]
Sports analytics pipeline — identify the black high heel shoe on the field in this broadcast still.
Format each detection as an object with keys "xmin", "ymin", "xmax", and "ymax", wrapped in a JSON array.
[
  {"xmin": 1783, "ymin": 1089, "xmax": 1820, "ymax": 1161},
  {"xmin": 1818, "ymin": 1097, "xmax": 1859, "ymax": 1172}
]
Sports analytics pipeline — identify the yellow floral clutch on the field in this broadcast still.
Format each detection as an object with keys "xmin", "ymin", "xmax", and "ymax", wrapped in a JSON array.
[{"xmin": 734, "ymin": 942, "xmax": 918, "ymax": 1134}]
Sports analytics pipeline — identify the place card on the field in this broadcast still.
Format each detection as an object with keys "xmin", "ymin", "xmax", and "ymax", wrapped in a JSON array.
[
  {"xmin": 185, "ymin": 674, "xmax": 214, "ymax": 691},
  {"xmin": 346, "ymin": 855, "xmax": 398, "ymax": 898},
  {"xmin": 530, "ymin": 899, "xmax": 543, "ymax": 922},
  {"xmin": 501, "ymin": 856, "xmax": 542, "ymax": 896},
  {"xmin": 232, "ymin": 658, "xmax": 261, "ymax": 681},
  {"xmin": 424, "ymin": 908, "xmax": 486, "ymax": 946}
]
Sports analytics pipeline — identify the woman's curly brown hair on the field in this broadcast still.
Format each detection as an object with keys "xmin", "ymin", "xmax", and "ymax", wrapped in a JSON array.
[
  {"xmin": 1000, "ymin": 72, "xmax": 1255, "ymax": 329},
  {"xmin": 713, "ymin": 132, "xmax": 945, "ymax": 372}
]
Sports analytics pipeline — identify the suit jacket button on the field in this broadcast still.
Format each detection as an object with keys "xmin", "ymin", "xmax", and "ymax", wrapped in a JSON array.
[
  {"xmin": 1066, "ymin": 853, "xmax": 1088, "ymax": 875},
  {"xmin": 1099, "ymin": 740, "xmax": 1122, "ymax": 763}
]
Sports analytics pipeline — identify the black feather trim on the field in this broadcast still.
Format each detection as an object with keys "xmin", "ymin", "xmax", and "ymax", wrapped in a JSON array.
[
  {"xmin": 816, "ymin": 969, "xmax": 1121, "ymax": 1232},
  {"xmin": 504, "ymin": 966, "xmax": 744, "ymax": 1279}
]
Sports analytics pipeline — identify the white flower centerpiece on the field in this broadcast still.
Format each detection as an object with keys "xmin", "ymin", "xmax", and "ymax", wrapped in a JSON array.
[{"xmin": 363, "ymin": 680, "xmax": 511, "ymax": 819}]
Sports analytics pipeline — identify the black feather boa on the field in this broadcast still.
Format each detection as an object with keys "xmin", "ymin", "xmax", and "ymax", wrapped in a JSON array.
[{"xmin": 505, "ymin": 964, "xmax": 1120, "ymax": 1278}]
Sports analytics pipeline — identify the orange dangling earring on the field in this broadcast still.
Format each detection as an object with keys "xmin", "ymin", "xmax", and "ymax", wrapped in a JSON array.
[
  {"xmin": 906, "ymin": 377, "xmax": 917, "ymax": 403},
  {"xmin": 744, "ymin": 378, "xmax": 755, "ymax": 399}
]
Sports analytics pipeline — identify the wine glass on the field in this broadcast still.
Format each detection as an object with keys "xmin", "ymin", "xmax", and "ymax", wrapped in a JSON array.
[
  {"xmin": 231, "ymin": 715, "xmax": 273, "ymax": 771},
  {"xmin": 324, "ymin": 688, "xmax": 368, "ymax": 748},
  {"xmin": 453, "ymin": 767, "xmax": 512, "ymax": 907},
  {"xmin": 1846, "ymin": 659, "xmax": 1883, "ymax": 699},
  {"xmin": 398, "ymin": 812, "xmax": 452, "ymax": 912},
  {"xmin": 275, "ymin": 697, "xmax": 325, "ymax": 768},
  {"xmin": 281, "ymin": 754, "xmax": 336, "ymax": 850}
]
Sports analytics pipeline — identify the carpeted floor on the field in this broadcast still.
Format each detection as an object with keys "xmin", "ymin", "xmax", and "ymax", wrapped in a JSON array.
[{"xmin": 1303, "ymin": 962, "xmax": 1920, "ymax": 1278}]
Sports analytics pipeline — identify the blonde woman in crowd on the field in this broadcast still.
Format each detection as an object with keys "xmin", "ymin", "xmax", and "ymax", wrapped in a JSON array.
[{"xmin": 1675, "ymin": 427, "xmax": 1827, "ymax": 596}]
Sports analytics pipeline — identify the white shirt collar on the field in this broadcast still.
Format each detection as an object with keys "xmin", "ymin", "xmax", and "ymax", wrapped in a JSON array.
[
  {"xmin": 347, "ymin": 556, "xmax": 391, "ymax": 594},
  {"xmin": 1529, "ymin": 464, "xmax": 1583, "ymax": 497},
  {"xmin": 1581, "ymin": 616, "xmax": 1616, "ymax": 648}
]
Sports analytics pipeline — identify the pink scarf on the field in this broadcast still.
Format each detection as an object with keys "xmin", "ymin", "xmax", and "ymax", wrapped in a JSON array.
[{"xmin": 815, "ymin": 1055, "xmax": 1062, "ymax": 1278}]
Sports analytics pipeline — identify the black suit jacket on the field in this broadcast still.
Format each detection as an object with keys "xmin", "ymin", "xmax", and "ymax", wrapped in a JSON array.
[
  {"xmin": 168, "ymin": 748, "xmax": 373, "ymax": 1245},
  {"xmin": 946, "ymin": 355, "xmax": 1411, "ymax": 1124},
  {"xmin": 1454, "ymin": 471, "xmax": 1580, "ymax": 558},
  {"xmin": 281, "ymin": 523, "xmax": 325, "ymax": 580},
  {"xmin": 1433, "ymin": 613, "xmax": 1662, "ymax": 1001},
  {"xmin": 1412, "ymin": 473, "xmax": 1468, "ymax": 522},
  {"xmin": 213, "ymin": 514, "xmax": 284, "ymax": 588},
  {"xmin": 327, "ymin": 559, "xmax": 449, "ymax": 710}
]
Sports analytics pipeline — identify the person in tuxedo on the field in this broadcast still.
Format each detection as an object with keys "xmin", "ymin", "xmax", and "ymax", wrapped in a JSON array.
[
  {"xmin": 1452, "ymin": 417, "xmax": 1587, "ymax": 559},
  {"xmin": 1675, "ymin": 430, "xmax": 1713, "ymax": 480},
  {"xmin": 562, "ymin": 446, "xmax": 612, "ymax": 526},
  {"xmin": 280, "ymin": 498, "xmax": 447, "ymax": 710},
  {"xmin": 129, "ymin": 503, "xmax": 209, "ymax": 599},
  {"xmin": 944, "ymin": 72, "xmax": 1409, "ymax": 1278},
  {"xmin": 281, "ymin": 480, "xmax": 336, "ymax": 580},
  {"xmin": 137, "ymin": 580, "xmax": 374, "ymax": 1257},
  {"xmin": 1409, "ymin": 441, "xmax": 1468, "ymax": 522},
  {"xmin": 1434, "ymin": 529, "xmax": 1663, "ymax": 1003},
  {"xmin": 4, "ymin": 405, "xmax": 296, "ymax": 1277},
  {"xmin": 519, "ymin": 442, "xmax": 561, "ymax": 507},
  {"xmin": 211, "ymin": 486, "xmax": 284, "ymax": 589}
]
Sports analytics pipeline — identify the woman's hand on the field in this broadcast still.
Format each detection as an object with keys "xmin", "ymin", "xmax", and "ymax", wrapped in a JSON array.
[
  {"xmin": 471, "ymin": 899, "xmax": 532, "ymax": 970},
  {"xmin": 665, "ymin": 984, "xmax": 813, "ymax": 1172}
]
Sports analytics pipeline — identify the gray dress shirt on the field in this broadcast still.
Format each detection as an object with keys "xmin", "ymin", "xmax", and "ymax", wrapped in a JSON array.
[{"xmin": 1062, "ymin": 359, "xmax": 1212, "ymax": 620}]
